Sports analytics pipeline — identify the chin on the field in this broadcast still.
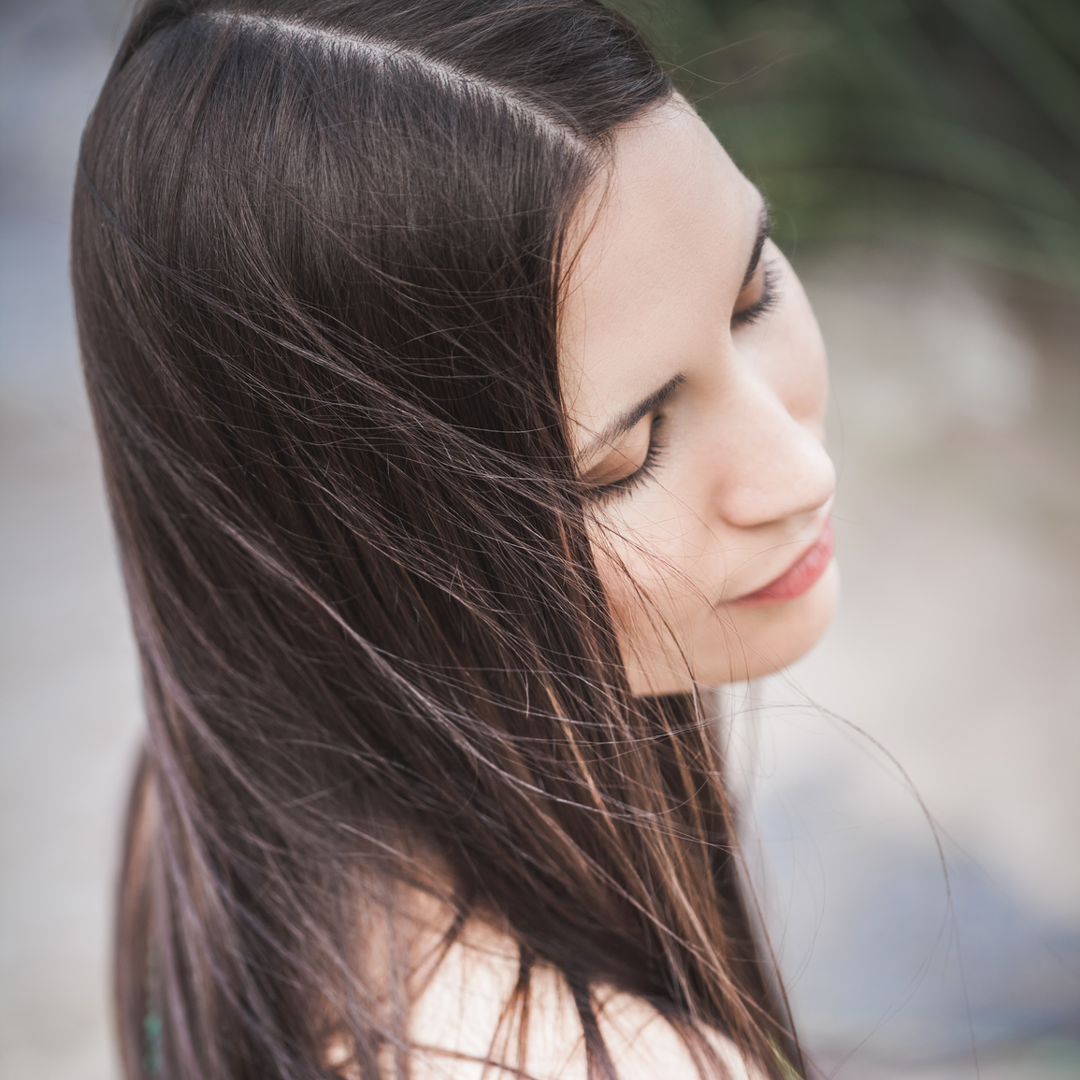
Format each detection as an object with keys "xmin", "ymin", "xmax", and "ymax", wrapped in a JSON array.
[
  {"xmin": 717, "ymin": 558, "xmax": 840, "ymax": 684},
  {"xmin": 625, "ymin": 559, "xmax": 840, "ymax": 696}
]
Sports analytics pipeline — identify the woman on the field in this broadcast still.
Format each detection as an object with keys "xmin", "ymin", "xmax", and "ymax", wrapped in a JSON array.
[{"xmin": 71, "ymin": 0, "xmax": 836, "ymax": 1076}]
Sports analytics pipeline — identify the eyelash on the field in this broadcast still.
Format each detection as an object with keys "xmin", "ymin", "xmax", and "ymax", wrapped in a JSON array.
[
  {"xmin": 588, "ymin": 262, "xmax": 780, "ymax": 502},
  {"xmin": 590, "ymin": 414, "xmax": 667, "ymax": 501},
  {"xmin": 731, "ymin": 263, "xmax": 781, "ymax": 329}
]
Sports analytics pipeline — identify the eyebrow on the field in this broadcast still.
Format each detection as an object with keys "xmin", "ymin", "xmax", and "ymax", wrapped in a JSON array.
[
  {"xmin": 576, "ymin": 201, "xmax": 770, "ymax": 469},
  {"xmin": 741, "ymin": 202, "xmax": 772, "ymax": 291},
  {"xmin": 578, "ymin": 373, "xmax": 686, "ymax": 467}
]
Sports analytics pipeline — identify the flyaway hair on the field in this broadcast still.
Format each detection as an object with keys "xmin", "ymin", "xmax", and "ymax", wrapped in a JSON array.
[{"xmin": 71, "ymin": 1, "xmax": 802, "ymax": 1077}]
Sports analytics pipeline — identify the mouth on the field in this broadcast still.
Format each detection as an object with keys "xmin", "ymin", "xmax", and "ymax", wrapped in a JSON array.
[{"xmin": 725, "ymin": 518, "xmax": 835, "ymax": 609}]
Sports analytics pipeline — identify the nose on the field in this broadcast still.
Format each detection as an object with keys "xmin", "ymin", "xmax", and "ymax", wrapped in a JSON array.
[{"xmin": 706, "ymin": 371, "xmax": 835, "ymax": 530}]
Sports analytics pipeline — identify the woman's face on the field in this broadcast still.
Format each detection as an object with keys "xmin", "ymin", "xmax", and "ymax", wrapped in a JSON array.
[{"xmin": 560, "ymin": 99, "xmax": 837, "ymax": 695}]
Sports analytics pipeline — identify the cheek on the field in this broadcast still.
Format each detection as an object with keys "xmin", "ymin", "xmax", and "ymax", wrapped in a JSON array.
[
  {"xmin": 594, "ymin": 554, "xmax": 644, "ymax": 643},
  {"xmin": 588, "ymin": 512, "xmax": 716, "ymax": 645},
  {"xmin": 590, "ymin": 531, "xmax": 661, "ymax": 638},
  {"xmin": 591, "ymin": 538, "xmax": 692, "ymax": 692}
]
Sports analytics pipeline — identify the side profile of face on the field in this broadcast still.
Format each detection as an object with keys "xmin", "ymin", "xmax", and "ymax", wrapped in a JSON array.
[{"xmin": 560, "ymin": 98, "xmax": 838, "ymax": 695}]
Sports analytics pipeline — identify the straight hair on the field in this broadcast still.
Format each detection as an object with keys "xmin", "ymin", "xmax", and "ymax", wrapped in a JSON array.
[{"xmin": 72, "ymin": 1, "xmax": 802, "ymax": 1076}]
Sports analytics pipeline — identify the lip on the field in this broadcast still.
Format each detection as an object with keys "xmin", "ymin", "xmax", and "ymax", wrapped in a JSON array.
[{"xmin": 726, "ymin": 518, "xmax": 835, "ymax": 608}]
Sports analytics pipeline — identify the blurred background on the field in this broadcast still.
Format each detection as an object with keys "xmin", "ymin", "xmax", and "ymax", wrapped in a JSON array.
[{"xmin": 1, "ymin": 0, "xmax": 1077, "ymax": 1077}]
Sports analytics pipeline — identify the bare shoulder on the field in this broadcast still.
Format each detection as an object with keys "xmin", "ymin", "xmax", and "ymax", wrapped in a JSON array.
[
  {"xmin": 406, "ymin": 914, "xmax": 759, "ymax": 1080},
  {"xmin": 594, "ymin": 988, "xmax": 760, "ymax": 1080}
]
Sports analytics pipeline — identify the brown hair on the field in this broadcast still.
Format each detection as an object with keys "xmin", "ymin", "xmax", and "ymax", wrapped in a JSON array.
[{"xmin": 72, "ymin": 1, "xmax": 800, "ymax": 1077}]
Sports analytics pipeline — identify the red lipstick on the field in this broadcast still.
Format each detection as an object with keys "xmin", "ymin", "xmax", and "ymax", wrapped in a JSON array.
[{"xmin": 729, "ymin": 519, "xmax": 835, "ymax": 608}]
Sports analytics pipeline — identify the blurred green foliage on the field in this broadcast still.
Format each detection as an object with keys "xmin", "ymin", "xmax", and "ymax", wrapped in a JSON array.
[{"xmin": 613, "ymin": 0, "xmax": 1080, "ymax": 285}]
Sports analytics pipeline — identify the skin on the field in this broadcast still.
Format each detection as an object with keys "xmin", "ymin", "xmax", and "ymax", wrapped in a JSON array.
[
  {"xmin": 330, "ymin": 99, "xmax": 830, "ymax": 1077},
  {"xmin": 560, "ymin": 97, "xmax": 838, "ymax": 694}
]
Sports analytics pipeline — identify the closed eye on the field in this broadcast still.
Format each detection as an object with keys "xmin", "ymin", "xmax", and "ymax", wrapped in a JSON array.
[
  {"xmin": 587, "ymin": 414, "xmax": 667, "ymax": 501},
  {"xmin": 732, "ymin": 262, "xmax": 780, "ymax": 329}
]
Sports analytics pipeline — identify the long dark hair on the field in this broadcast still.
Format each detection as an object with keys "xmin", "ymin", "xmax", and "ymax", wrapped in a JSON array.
[{"xmin": 72, "ymin": 1, "xmax": 800, "ymax": 1076}]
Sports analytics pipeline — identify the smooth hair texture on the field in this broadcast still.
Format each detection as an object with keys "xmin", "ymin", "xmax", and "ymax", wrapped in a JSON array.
[{"xmin": 72, "ymin": 1, "xmax": 801, "ymax": 1077}]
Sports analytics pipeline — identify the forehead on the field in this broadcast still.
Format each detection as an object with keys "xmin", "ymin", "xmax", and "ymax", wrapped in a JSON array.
[{"xmin": 559, "ymin": 99, "xmax": 760, "ymax": 450}]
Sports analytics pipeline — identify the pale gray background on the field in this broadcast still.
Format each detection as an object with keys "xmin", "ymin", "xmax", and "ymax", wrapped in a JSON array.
[{"xmin": 1, "ymin": 1, "xmax": 1077, "ymax": 1077}]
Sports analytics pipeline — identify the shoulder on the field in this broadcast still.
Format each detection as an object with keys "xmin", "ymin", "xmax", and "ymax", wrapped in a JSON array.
[
  {"xmin": 594, "ymin": 989, "xmax": 760, "ymax": 1080},
  {"xmin": 406, "ymin": 915, "xmax": 759, "ymax": 1080}
]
